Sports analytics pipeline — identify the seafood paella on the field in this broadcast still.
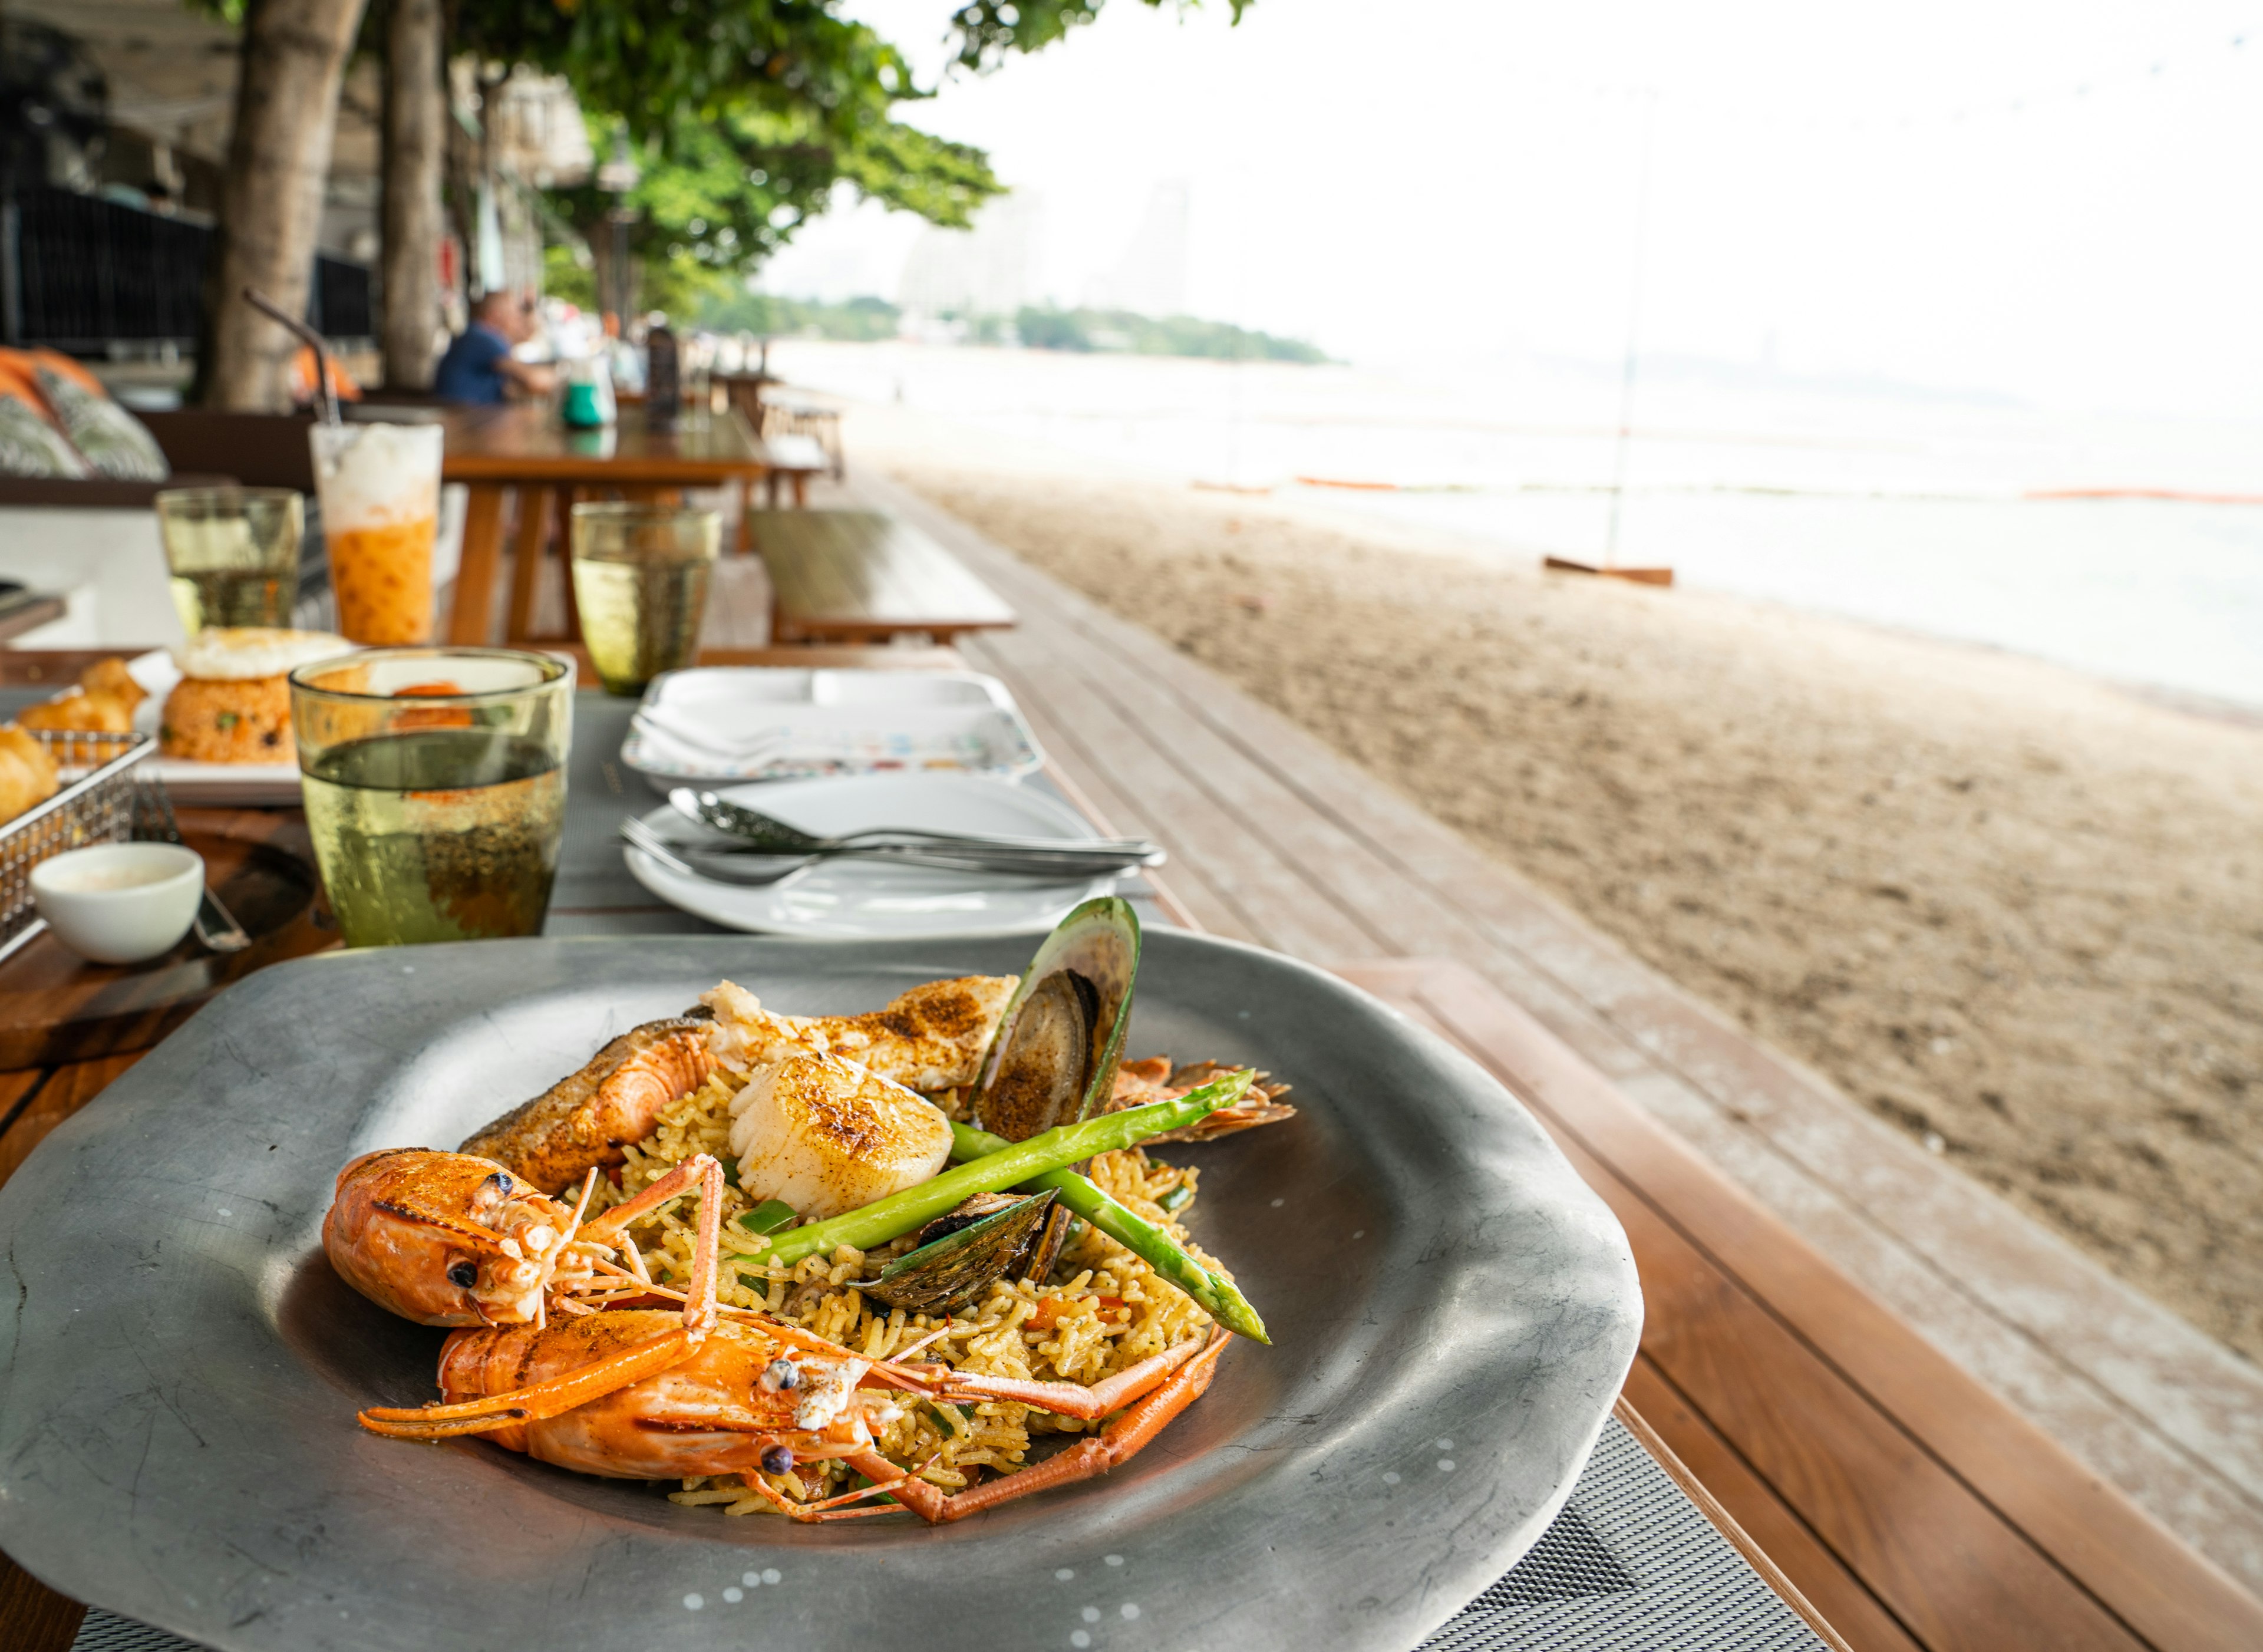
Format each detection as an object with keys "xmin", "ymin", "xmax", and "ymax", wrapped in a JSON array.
[{"xmin": 323, "ymin": 898, "xmax": 1295, "ymax": 1524}]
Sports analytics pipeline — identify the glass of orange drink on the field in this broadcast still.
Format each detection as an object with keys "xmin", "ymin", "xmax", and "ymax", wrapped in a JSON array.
[{"xmin": 309, "ymin": 421, "xmax": 444, "ymax": 645}]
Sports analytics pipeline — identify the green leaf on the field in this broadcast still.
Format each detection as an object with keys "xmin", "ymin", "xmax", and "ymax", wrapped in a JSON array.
[{"xmin": 735, "ymin": 1198, "xmax": 799, "ymax": 1236}]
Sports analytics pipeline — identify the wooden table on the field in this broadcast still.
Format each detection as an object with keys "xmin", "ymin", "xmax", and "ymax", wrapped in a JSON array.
[
  {"xmin": 438, "ymin": 405, "xmax": 772, "ymax": 648},
  {"xmin": 8, "ymin": 645, "xmax": 2254, "ymax": 1648},
  {"xmin": 750, "ymin": 509, "xmax": 1018, "ymax": 645}
]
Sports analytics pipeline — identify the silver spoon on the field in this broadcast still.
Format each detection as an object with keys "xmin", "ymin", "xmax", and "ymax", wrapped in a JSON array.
[{"xmin": 133, "ymin": 782, "xmax": 252, "ymax": 953}]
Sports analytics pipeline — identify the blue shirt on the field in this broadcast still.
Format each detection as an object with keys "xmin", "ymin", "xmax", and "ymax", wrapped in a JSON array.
[{"xmin": 433, "ymin": 323, "xmax": 513, "ymax": 404}]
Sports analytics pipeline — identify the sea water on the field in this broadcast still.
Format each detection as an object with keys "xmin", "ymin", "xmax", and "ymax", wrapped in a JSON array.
[{"xmin": 766, "ymin": 339, "xmax": 2263, "ymax": 711}]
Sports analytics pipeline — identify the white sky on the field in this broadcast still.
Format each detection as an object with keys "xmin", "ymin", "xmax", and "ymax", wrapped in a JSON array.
[{"xmin": 756, "ymin": 1, "xmax": 2263, "ymax": 418}]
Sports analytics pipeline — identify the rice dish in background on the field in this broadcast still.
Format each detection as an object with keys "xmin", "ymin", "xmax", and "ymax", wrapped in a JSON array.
[{"xmin": 159, "ymin": 628, "xmax": 354, "ymax": 764}]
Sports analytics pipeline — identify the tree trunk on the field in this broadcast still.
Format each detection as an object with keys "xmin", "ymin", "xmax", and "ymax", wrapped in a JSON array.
[
  {"xmin": 379, "ymin": 0, "xmax": 444, "ymax": 389},
  {"xmin": 196, "ymin": 0, "xmax": 368, "ymax": 410}
]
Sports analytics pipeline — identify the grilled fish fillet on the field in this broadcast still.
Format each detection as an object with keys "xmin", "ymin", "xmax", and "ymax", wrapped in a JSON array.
[
  {"xmin": 460, "ymin": 1013, "xmax": 718, "ymax": 1193},
  {"xmin": 727, "ymin": 1051, "xmax": 952, "ymax": 1220},
  {"xmin": 703, "ymin": 976, "xmax": 1016, "ymax": 1092}
]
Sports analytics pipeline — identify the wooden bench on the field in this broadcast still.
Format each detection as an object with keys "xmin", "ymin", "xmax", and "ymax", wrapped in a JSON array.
[
  {"xmin": 748, "ymin": 432, "xmax": 830, "ymax": 511},
  {"xmin": 748, "ymin": 509, "xmax": 1017, "ymax": 645}
]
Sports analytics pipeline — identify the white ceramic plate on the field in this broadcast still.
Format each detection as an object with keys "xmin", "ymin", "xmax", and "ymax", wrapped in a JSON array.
[
  {"xmin": 622, "ymin": 773, "xmax": 1113, "ymax": 938},
  {"xmin": 620, "ymin": 667, "xmax": 1042, "ymax": 790}
]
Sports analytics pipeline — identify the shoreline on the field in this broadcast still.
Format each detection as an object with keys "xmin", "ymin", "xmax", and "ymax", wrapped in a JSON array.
[{"xmin": 842, "ymin": 399, "xmax": 2263, "ymax": 1363}]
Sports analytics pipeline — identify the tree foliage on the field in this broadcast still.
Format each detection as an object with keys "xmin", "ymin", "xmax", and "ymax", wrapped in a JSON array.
[
  {"xmin": 1012, "ymin": 305, "xmax": 1323, "ymax": 361},
  {"xmin": 454, "ymin": 0, "xmax": 1247, "ymax": 310},
  {"xmin": 948, "ymin": 1, "xmax": 1251, "ymax": 72},
  {"xmin": 538, "ymin": 100, "xmax": 998, "ymax": 316}
]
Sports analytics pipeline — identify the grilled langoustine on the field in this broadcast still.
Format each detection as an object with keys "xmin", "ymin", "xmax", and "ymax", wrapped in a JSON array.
[
  {"xmin": 324, "ymin": 1147, "xmax": 715, "ymax": 1328},
  {"xmin": 324, "ymin": 1149, "xmax": 586, "ymax": 1327},
  {"xmin": 432, "ymin": 1310, "xmax": 882, "ymax": 1480},
  {"xmin": 460, "ymin": 1012, "xmax": 718, "ymax": 1193}
]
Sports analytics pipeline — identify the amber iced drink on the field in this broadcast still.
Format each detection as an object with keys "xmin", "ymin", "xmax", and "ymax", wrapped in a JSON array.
[{"xmin": 311, "ymin": 423, "xmax": 443, "ymax": 644}]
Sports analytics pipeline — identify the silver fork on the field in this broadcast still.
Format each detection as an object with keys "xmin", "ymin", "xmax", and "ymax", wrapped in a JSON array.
[
  {"xmin": 133, "ymin": 782, "xmax": 253, "ymax": 952},
  {"xmin": 618, "ymin": 816, "xmax": 817, "ymax": 886}
]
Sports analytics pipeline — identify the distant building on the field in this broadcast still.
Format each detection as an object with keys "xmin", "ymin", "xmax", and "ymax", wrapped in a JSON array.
[
  {"xmin": 898, "ymin": 194, "xmax": 1041, "ymax": 322},
  {"xmin": 1086, "ymin": 179, "xmax": 1189, "ymax": 317}
]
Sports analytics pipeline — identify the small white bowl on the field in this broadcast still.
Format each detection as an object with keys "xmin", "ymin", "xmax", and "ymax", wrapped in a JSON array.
[{"xmin": 31, "ymin": 843, "xmax": 205, "ymax": 965}]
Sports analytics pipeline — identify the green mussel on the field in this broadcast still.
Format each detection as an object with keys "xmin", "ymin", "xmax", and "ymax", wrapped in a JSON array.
[{"xmin": 968, "ymin": 896, "xmax": 1141, "ymax": 1144}]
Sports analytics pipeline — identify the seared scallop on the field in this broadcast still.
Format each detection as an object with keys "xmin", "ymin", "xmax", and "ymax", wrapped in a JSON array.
[{"xmin": 727, "ymin": 1053, "xmax": 952, "ymax": 1220}]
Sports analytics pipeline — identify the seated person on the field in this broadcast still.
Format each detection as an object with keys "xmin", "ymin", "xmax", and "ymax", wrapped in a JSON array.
[{"xmin": 433, "ymin": 291, "xmax": 556, "ymax": 404}]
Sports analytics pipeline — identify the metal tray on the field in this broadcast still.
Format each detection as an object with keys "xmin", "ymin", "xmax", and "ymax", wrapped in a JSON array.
[
  {"xmin": 0, "ymin": 728, "xmax": 153, "ymax": 963},
  {"xmin": 0, "ymin": 931, "xmax": 1641, "ymax": 1652}
]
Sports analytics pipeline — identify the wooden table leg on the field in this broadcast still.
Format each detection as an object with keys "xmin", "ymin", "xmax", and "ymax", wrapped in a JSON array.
[
  {"xmin": 447, "ymin": 483, "xmax": 509, "ymax": 645},
  {"xmin": 504, "ymin": 486, "xmax": 548, "ymax": 643}
]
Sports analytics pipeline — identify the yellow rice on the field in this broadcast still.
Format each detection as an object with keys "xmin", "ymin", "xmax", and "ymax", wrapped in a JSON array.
[{"xmin": 586, "ymin": 1072, "xmax": 1226, "ymax": 1515}]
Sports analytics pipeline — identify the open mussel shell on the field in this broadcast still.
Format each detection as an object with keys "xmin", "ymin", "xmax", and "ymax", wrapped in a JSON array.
[
  {"xmin": 968, "ymin": 896, "xmax": 1141, "ymax": 1143},
  {"xmin": 863, "ymin": 1191, "xmax": 1060, "ymax": 1315}
]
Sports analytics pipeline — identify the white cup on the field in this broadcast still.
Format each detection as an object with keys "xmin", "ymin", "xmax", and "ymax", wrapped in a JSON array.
[{"xmin": 30, "ymin": 843, "xmax": 205, "ymax": 965}]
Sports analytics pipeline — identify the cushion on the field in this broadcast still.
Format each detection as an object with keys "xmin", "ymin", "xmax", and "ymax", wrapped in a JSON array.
[
  {"xmin": 34, "ymin": 364, "xmax": 168, "ymax": 482},
  {"xmin": 0, "ymin": 357, "xmax": 43, "ymax": 412},
  {"xmin": 0, "ymin": 396, "xmax": 92, "ymax": 478},
  {"xmin": 28, "ymin": 349, "xmax": 106, "ymax": 398}
]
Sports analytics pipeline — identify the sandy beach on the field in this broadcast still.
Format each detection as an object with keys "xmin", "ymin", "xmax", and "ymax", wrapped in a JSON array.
[{"xmin": 850, "ymin": 410, "xmax": 2263, "ymax": 1361}]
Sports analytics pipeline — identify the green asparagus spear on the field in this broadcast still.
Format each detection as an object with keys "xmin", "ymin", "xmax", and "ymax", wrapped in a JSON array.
[
  {"xmin": 949, "ymin": 1122, "xmax": 1271, "ymax": 1344},
  {"xmin": 733, "ymin": 1070, "xmax": 1255, "ymax": 1277}
]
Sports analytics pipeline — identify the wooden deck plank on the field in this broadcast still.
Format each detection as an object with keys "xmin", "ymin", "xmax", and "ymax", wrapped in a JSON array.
[
  {"xmin": 1357, "ymin": 961, "xmax": 2149, "ymax": 1650},
  {"xmin": 1350, "ymin": 957, "xmax": 2263, "ymax": 1652},
  {"xmin": 959, "ymin": 604, "xmax": 1383, "ymax": 958},
  {"xmin": 1622, "ymin": 1356, "xmax": 1927, "ymax": 1652},
  {"xmin": 960, "ymin": 638, "xmax": 1258, "ymax": 942},
  {"xmin": 973, "ymin": 565, "xmax": 1542, "ymax": 965}
]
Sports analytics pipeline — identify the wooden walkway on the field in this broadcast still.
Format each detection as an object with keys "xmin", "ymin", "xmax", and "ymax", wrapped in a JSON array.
[{"xmin": 846, "ymin": 465, "xmax": 2263, "ymax": 1600}]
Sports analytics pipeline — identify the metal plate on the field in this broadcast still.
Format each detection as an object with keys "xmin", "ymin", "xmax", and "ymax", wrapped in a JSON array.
[{"xmin": 0, "ymin": 931, "xmax": 1641, "ymax": 1652}]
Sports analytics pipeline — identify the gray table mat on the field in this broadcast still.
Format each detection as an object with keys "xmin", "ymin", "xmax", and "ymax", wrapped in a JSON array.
[
  {"xmin": 35, "ymin": 680, "xmax": 1826, "ymax": 1649},
  {"xmin": 68, "ymin": 1418, "xmax": 1827, "ymax": 1651},
  {"xmin": 545, "ymin": 690, "xmax": 1177, "ymax": 937}
]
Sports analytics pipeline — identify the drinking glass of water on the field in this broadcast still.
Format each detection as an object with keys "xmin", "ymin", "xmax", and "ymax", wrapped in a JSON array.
[
  {"xmin": 288, "ymin": 647, "xmax": 573, "ymax": 947},
  {"xmin": 569, "ymin": 502, "xmax": 720, "ymax": 695},
  {"xmin": 155, "ymin": 487, "xmax": 303, "ymax": 635}
]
